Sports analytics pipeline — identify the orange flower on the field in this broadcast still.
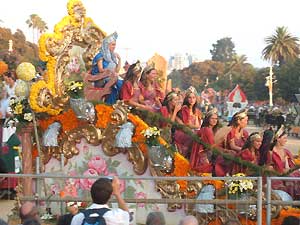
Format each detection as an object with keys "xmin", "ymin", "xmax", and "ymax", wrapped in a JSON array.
[
  {"xmin": 201, "ymin": 173, "xmax": 224, "ymax": 190},
  {"xmin": 95, "ymin": 104, "xmax": 114, "ymax": 128}
]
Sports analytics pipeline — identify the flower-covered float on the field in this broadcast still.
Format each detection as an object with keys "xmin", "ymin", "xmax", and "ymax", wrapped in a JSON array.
[{"xmin": 9, "ymin": 0, "xmax": 300, "ymax": 224}]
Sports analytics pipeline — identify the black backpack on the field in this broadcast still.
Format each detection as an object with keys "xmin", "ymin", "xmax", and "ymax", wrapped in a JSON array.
[{"xmin": 81, "ymin": 208, "xmax": 111, "ymax": 225}]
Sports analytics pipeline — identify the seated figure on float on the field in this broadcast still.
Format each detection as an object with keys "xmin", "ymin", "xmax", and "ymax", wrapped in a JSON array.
[
  {"xmin": 265, "ymin": 126, "xmax": 300, "ymax": 199},
  {"xmin": 120, "ymin": 61, "xmax": 153, "ymax": 111},
  {"xmin": 90, "ymin": 32, "xmax": 123, "ymax": 104},
  {"xmin": 214, "ymin": 109, "xmax": 249, "ymax": 176},
  {"xmin": 190, "ymin": 108, "xmax": 220, "ymax": 173},
  {"xmin": 139, "ymin": 65, "xmax": 164, "ymax": 112},
  {"xmin": 232, "ymin": 132, "xmax": 262, "ymax": 175}
]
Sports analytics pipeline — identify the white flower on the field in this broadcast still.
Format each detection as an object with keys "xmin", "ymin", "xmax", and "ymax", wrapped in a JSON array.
[{"xmin": 24, "ymin": 113, "xmax": 33, "ymax": 121}]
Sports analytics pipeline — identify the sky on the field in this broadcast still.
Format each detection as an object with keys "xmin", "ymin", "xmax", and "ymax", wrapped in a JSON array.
[{"xmin": 1, "ymin": 0, "xmax": 300, "ymax": 68}]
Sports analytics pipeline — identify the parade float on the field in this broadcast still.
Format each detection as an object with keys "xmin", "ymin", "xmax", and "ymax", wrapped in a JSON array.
[
  {"xmin": 226, "ymin": 85, "xmax": 248, "ymax": 121},
  {"xmin": 5, "ymin": 0, "xmax": 300, "ymax": 224}
]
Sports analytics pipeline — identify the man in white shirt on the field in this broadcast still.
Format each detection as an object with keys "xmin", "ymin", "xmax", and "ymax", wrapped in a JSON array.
[{"xmin": 71, "ymin": 176, "xmax": 129, "ymax": 225}]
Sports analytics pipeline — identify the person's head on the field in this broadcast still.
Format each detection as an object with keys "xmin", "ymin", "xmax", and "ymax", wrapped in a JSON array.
[
  {"xmin": 3, "ymin": 71, "xmax": 16, "ymax": 86},
  {"xmin": 146, "ymin": 211, "xmax": 165, "ymax": 225},
  {"xmin": 273, "ymin": 125, "xmax": 288, "ymax": 147},
  {"xmin": 66, "ymin": 202, "xmax": 79, "ymax": 215},
  {"xmin": 90, "ymin": 178, "xmax": 113, "ymax": 204},
  {"xmin": 19, "ymin": 202, "xmax": 39, "ymax": 223},
  {"xmin": 183, "ymin": 87, "xmax": 198, "ymax": 110},
  {"xmin": 162, "ymin": 91, "xmax": 180, "ymax": 111},
  {"xmin": 22, "ymin": 219, "xmax": 41, "ymax": 225},
  {"xmin": 229, "ymin": 109, "xmax": 248, "ymax": 128},
  {"xmin": 281, "ymin": 216, "xmax": 300, "ymax": 225},
  {"xmin": 242, "ymin": 132, "xmax": 262, "ymax": 151},
  {"xmin": 178, "ymin": 215, "xmax": 199, "ymax": 225},
  {"xmin": 124, "ymin": 61, "xmax": 142, "ymax": 82},
  {"xmin": 258, "ymin": 128, "xmax": 274, "ymax": 166},
  {"xmin": 102, "ymin": 32, "xmax": 118, "ymax": 53},
  {"xmin": 201, "ymin": 108, "xmax": 219, "ymax": 132},
  {"xmin": 141, "ymin": 65, "xmax": 157, "ymax": 85}
]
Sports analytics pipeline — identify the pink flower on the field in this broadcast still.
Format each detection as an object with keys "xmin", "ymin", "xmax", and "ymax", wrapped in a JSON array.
[
  {"xmin": 135, "ymin": 192, "xmax": 147, "ymax": 208},
  {"xmin": 108, "ymin": 173, "xmax": 126, "ymax": 194},
  {"xmin": 88, "ymin": 156, "xmax": 108, "ymax": 175},
  {"xmin": 61, "ymin": 180, "xmax": 78, "ymax": 198},
  {"xmin": 68, "ymin": 171, "xmax": 80, "ymax": 188},
  {"xmin": 80, "ymin": 169, "xmax": 98, "ymax": 190}
]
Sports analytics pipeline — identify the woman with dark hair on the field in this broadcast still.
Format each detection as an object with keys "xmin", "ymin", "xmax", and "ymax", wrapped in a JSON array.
[
  {"xmin": 139, "ymin": 66, "xmax": 164, "ymax": 112},
  {"xmin": 258, "ymin": 128, "xmax": 274, "ymax": 166},
  {"xmin": 190, "ymin": 108, "xmax": 219, "ymax": 173},
  {"xmin": 267, "ymin": 126, "xmax": 300, "ymax": 199},
  {"xmin": 3, "ymin": 71, "xmax": 17, "ymax": 99},
  {"xmin": 120, "ymin": 61, "xmax": 152, "ymax": 111},
  {"xmin": 215, "ymin": 109, "xmax": 249, "ymax": 176},
  {"xmin": 232, "ymin": 132, "xmax": 262, "ymax": 175}
]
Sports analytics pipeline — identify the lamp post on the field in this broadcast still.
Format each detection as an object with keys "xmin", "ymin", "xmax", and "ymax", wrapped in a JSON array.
[{"xmin": 269, "ymin": 66, "xmax": 273, "ymax": 107}]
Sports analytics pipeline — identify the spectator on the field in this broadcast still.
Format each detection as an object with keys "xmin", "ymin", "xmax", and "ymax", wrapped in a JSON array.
[
  {"xmin": 57, "ymin": 202, "xmax": 80, "ymax": 225},
  {"xmin": 19, "ymin": 202, "xmax": 40, "ymax": 224},
  {"xmin": 145, "ymin": 211, "xmax": 165, "ymax": 225},
  {"xmin": 178, "ymin": 215, "xmax": 199, "ymax": 225},
  {"xmin": 71, "ymin": 176, "xmax": 129, "ymax": 225},
  {"xmin": 281, "ymin": 215, "xmax": 300, "ymax": 225}
]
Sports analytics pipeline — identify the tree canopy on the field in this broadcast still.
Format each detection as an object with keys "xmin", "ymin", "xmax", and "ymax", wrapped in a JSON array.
[{"xmin": 210, "ymin": 37, "xmax": 236, "ymax": 62}]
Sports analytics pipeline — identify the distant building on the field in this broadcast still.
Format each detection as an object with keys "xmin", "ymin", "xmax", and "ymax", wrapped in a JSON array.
[{"xmin": 168, "ymin": 53, "xmax": 199, "ymax": 70}]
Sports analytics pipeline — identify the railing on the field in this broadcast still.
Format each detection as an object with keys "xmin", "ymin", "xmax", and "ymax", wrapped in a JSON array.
[{"xmin": 1, "ymin": 172, "xmax": 300, "ymax": 225}]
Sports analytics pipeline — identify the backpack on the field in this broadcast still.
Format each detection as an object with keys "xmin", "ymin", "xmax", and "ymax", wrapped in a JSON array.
[{"xmin": 81, "ymin": 208, "xmax": 111, "ymax": 225}]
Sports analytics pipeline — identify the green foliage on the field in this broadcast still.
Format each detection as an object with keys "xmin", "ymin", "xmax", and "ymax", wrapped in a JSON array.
[
  {"xmin": 210, "ymin": 37, "xmax": 236, "ymax": 62},
  {"xmin": 262, "ymin": 26, "xmax": 300, "ymax": 66}
]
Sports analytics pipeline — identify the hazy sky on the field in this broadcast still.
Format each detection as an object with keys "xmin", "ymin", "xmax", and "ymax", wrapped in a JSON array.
[{"xmin": 1, "ymin": 0, "xmax": 300, "ymax": 67}]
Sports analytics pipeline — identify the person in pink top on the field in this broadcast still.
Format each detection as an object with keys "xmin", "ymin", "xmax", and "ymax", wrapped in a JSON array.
[
  {"xmin": 140, "ymin": 65, "xmax": 164, "ymax": 112},
  {"xmin": 120, "ymin": 61, "xmax": 152, "ymax": 111},
  {"xmin": 215, "ymin": 109, "xmax": 249, "ymax": 176},
  {"xmin": 190, "ymin": 108, "xmax": 220, "ymax": 173}
]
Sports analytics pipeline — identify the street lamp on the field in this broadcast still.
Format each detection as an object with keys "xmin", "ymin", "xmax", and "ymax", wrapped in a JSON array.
[{"xmin": 267, "ymin": 65, "xmax": 273, "ymax": 107}]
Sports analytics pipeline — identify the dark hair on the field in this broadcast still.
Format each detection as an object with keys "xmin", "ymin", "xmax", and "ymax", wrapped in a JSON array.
[
  {"xmin": 140, "ymin": 67, "xmax": 155, "ymax": 87},
  {"xmin": 57, "ymin": 214, "xmax": 74, "ymax": 225},
  {"xmin": 23, "ymin": 219, "xmax": 41, "ymax": 225},
  {"xmin": 91, "ymin": 178, "xmax": 113, "ymax": 204},
  {"xmin": 3, "ymin": 71, "xmax": 16, "ymax": 81},
  {"xmin": 258, "ymin": 129, "xmax": 274, "ymax": 166},
  {"xmin": 182, "ymin": 92, "xmax": 198, "ymax": 115},
  {"xmin": 201, "ymin": 112, "xmax": 219, "ymax": 133},
  {"xmin": 146, "ymin": 211, "xmax": 165, "ymax": 225},
  {"xmin": 228, "ymin": 109, "xmax": 247, "ymax": 127},
  {"xmin": 241, "ymin": 132, "xmax": 260, "ymax": 150},
  {"xmin": 281, "ymin": 216, "xmax": 300, "ymax": 225},
  {"xmin": 124, "ymin": 61, "xmax": 141, "ymax": 83}
]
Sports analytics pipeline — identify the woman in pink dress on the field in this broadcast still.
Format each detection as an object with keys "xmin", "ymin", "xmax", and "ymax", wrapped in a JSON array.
[
  {"xmin": 215, "ymin": 109, "xmax": 249, "ymax": 176},
  {"xmin": 120, "ymin": 61, "xmax": 153, "ymax": 111},
  {"xmin": 140, "ymin": 66, "xmax": 164, "ymax": 112},
  {"xmin": 190, "ymin": 108, "xmax": 220, "ymax": 173},
  {"xmin": 267, "ymin": 126, "xmax": 300, "ymax": 199}
]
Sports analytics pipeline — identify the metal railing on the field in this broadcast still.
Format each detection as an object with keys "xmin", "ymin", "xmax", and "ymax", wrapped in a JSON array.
[{"xmin": 1, "ymin": 172, "xmax": 300, "ymax": 225}]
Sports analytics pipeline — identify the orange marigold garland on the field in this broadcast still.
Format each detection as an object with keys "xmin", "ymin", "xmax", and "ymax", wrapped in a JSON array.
[
  {"xmin": 95, "ymin": 104, "xmax": 114, "ymax": 128},
  {"xmin": 201, "ymin": 173, "xmax": 224, "ymax": 190},
  {"xmin": 0, "ymin": 61, "xmax": 8, "ymax": 75},
  {"xmin": 170, "ymin": 152, "xmax": 190, "ymax": 190},
  {"xmin": 39, "ymin": 109, "xmax": 79, "ymax": 132}
]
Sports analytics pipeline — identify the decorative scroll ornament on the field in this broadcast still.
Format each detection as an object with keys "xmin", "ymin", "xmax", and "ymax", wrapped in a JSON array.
[
  {"xmin": 29, "ymin": 0, "xmax": 106, "ymax": 115},
  {"xmin": 101, "ymin": 101, "xmax": 148, "ymax": 175}
]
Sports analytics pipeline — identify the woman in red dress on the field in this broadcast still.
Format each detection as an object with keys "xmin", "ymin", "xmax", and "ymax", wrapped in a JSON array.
[
  {"xmin": 215, "ymin": 109, "xmax": 249, "ymax": 176},
  {"xmin": 120, "ymin": 61, "xmax": 153, "ymax": 111},
  {"xmin": 233, "ymin": 132, "xmax": 262, "ymax": 175},
  {"xmin": 140, "ymin": 66, "xmax": 165, "ymax": 112},
  {"xmin": 190, "ymin": 108, "xmax": 220, "ymax": 173},
  {"xmin": 267, "ymin": 126, "xmax": 300, "ymax": 199}
]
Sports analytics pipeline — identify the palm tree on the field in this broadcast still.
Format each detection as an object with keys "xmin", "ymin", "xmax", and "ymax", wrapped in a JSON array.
[
  {"xmin": 26, "ymin": 14, "xmax": 39, "ymax": 43},
  {"xmin": 262, "ymin": 26, "xmax": 300, "ymax": 66}
]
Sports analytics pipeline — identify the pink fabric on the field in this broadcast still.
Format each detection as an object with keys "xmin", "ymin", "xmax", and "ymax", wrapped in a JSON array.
[
  {"xmin": 181, "ymin": 106, "xmax": 201, "ymax": 127},
  {"xmin": 190, "ymin": 127, "xmax": 214, "ymax": 173},
  {"xmin": 140, "ymin": 82, "xmax": 164, "ymax": 112},
  {"xmin": 215, "ymin": 128, "xmax": 249, "ymax": 176},
  {"xmin": 120, "ymin": 81, "xmax": 142, "ymax": 102}
]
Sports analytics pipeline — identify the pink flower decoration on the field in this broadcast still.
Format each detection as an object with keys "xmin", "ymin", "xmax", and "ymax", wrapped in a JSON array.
[
  {"xmin": 88, "ymin": 156, "xmax": 108, "ymax": 175},
  {"xmin": 80, "ymin": 169, "xmax": 98, "ymax": 190},
  {"xmin": 135, "ymin": 192, "xmax": 147, "ymax": 208},
  {"xmin": 61, "ymin": 180, "xmax": 78, "ymax": 197}
]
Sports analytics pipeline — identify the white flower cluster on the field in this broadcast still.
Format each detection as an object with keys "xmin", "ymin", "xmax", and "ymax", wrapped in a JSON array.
[
  {"xmin": 141, "ymin": 126, "xmax": 160, "ymax": 139},
  {"xmin": 226, "ymin": 173, "xmax": 254, "ymax": 195}
]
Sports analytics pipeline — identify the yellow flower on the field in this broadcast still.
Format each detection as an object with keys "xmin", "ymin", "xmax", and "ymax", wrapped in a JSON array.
[{"xmin": 14, "ymin": 104, "xmax": 23, "ymax": 114}]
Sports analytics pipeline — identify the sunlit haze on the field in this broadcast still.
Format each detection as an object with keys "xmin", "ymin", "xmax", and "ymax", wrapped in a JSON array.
[{"xmin": 2, "ymin": 0, "xmax": 300, "ymax": 68}]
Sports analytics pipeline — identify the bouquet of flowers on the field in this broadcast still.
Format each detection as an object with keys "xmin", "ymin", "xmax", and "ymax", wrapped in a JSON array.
[
  {"xmin": 225, "ymin": 173, "xmax": 254, "ymax": 195},
  {"xmin": 66, "ymin": 80, "xmax": 84, "ymax": 99},
  {"xmin": 9, "ymin": 97, "xmax": 33, "ymax": 126},
  {"xmin": 141, "ymin": 126, "xmax": 160, "ymax": 146}
]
